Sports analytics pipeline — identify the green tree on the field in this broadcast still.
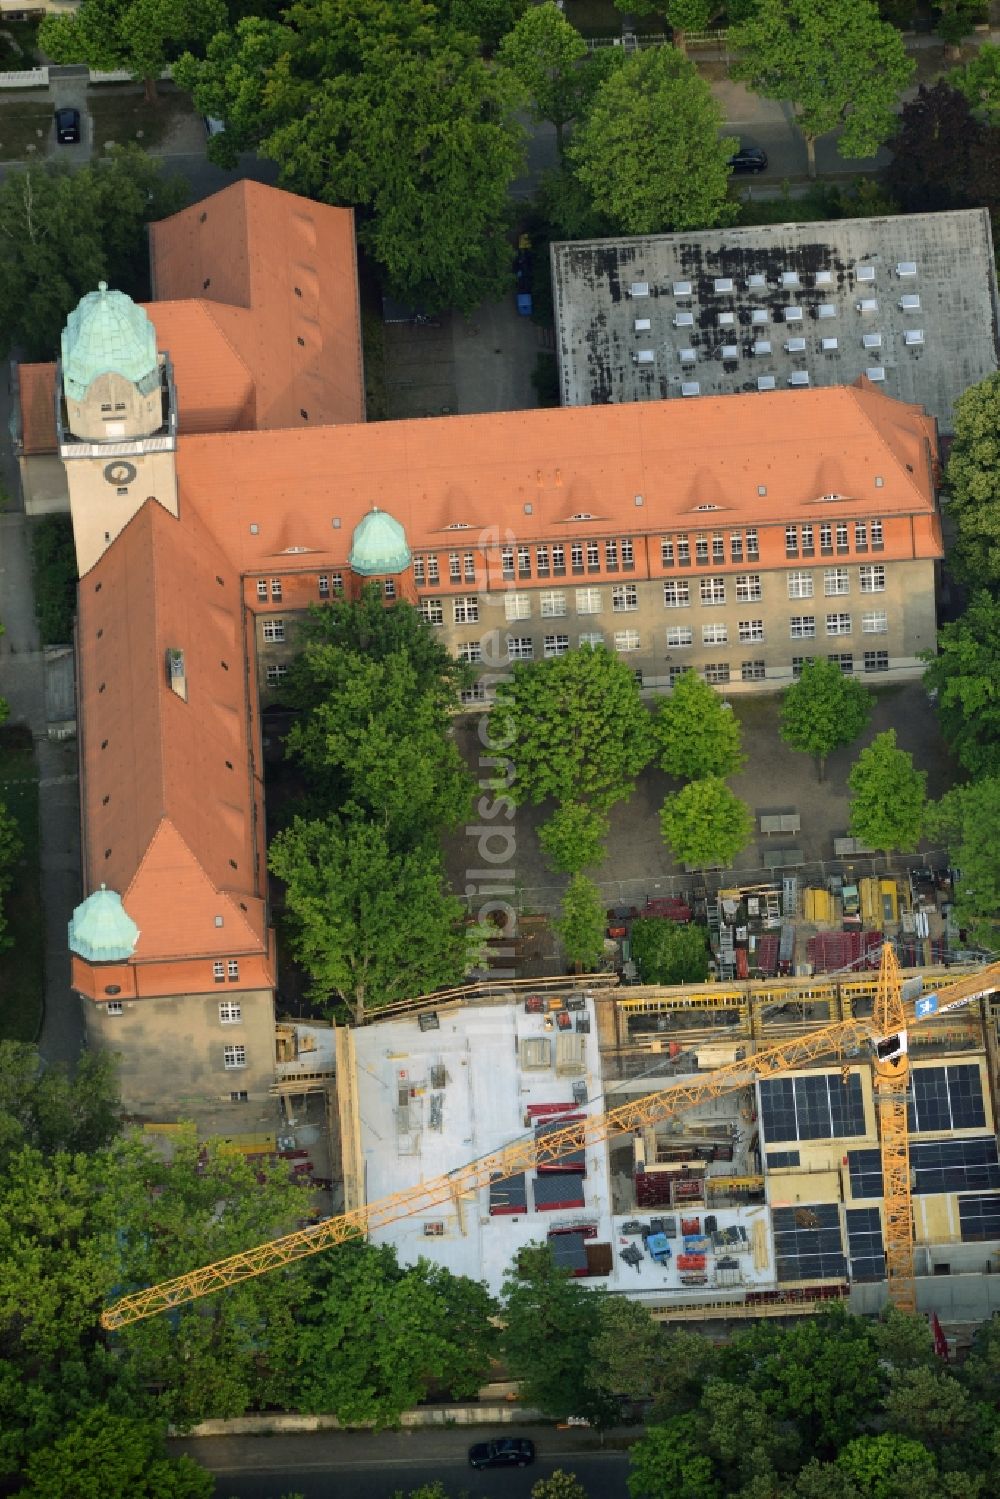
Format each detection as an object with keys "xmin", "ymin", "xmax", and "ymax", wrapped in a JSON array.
[
  {"xmin": 941, "ymin": 375, "xmax": 1000, "ymax": 588},
  {"xmin": 779, "ymin": 658, "xmax": 872, "ymax": 780},
  {"xmin": 835, "ymin": 1433, "xmax": 936, "ymax": 1499},
  {"xmin": 883, "ymin": 1367, "xmax": 985, "ymax": 1462},
  {"xmin": 268, "ymin": 816, "xmax": 470, "ymax": 1022},
  {"xmin": 0, "ymin": 150, "xmax": 188, "ymax": 360},
  {"xmin": 847, "ymin": 730, "xmax": 926, "ymax": 856},
  {"xmin": 936, "ymin": 0, "xmax": 986, "ymax": 50},
  {"xmin": 537, "ymin": 801, "xmax": 608, "ymax": 875},
  {"xmin": 30, "ymin": 516, "xmax": 77, "ymax": 647},
  {"xmin": 667, "ymin": 0, "xmax": 717, "ymax": 45},
  {"xmin": 589, "ymin": 1304, "xmax": 719, "ymax": 1419},
  {"xmin": 39, "ymin": 0, "xmax": 226, "ymax": 102},
  {"xmin": 628, "ymin": 1416, "xmax": 721, "ymax": 1499},
  {"xmin": 531, "ymin": 1473, "xmax": 589, "ymax": 1499},
  {"xmin": 960, "ymin": 1315, "xmax": 1000, "ymax": 1403},
  {"xmin": 871, "ymin": 1308, "xmax": 938, "ymax": 1374},
  {"xmin": 294, "ymin": 1244, "xmax": 497, "ymax": 1425},
  {"xmin": 701, "ymin": 1376, "xmax": 795, "ymax": 1488},
  {"xmin": 0, "ymin": 804, "xmax": 22, "ymax": 953},
  {"xmin": 285, "ymin": 648, "xmax": 472, "ymax": 843},
  {"xmin": 0, "ymin": 1043, "xmax": 119, "ymax": 1168},
  {"xmin": 497, "ymin": 3, "xmax": 594, "ymax": 155},
  {"xmin": 926, "ymin": 778, "xmax": 1000, "ymax": 945},
  {"xmin": 885, "ymin": 83, "xmax": 984, "ymax": 214},
  {"xmin": 653, "ymin": 671, "xmax": 745, "ymax": 781},
  {"xmin": 950, "ymin": 42, "xmax": 1000, "ymax": 124},
  {"xmin": 554, "ymin": 872, "xmax": 607, "ymax": 970},
  {"xmin": 729, "ymin": 0, "xmax": 913, "ymax": 177},
  {"xmin": 630, "ymin": 917, "xmax": 709, "ymax": 985},
  {"xmin": 13, "ymin": 1409, "xmax": 213, "ymax": 1499},
  {"xmin": 492, "ymin": 645, "xmax": 654, "ymax": 812},
  {"xmin": 659, "ymin": 777, "xmax": 753, "ymax": 869},
  {"xmin": 502, "ymin": 1245, "xmax": 613, "ymax": 1423},
  {"xmin": 444, "ymin": 0, "xmax": 527, "ymax": 51},
  {"xmin": 923, "ymin": 595, "xmax": 1000, "ymax": 778},
  {"xmin": 568, "ymin": 46, "xmax": 737, "ymax": 233},
  {"xmin": 175, "ymin": 0, "xmax": 524, "ymax": 312}
]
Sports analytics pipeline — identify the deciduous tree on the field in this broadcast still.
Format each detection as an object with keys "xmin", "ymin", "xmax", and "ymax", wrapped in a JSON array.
[
  {"xmin": 492, "ymin": 645, "xmax": 654, "ymax": 811},
  {"xmin": 659, "ymin": 777, "xmax": 753, "ymax": 869},
  {"xmin": 497, "ymin": 3, "xmax": 593, "ymax": 155},
  {"xmin": 885, "ymin": 84, "xmax": 984, "ymax": 213},
  {"xmin": 14, "ymin": 1409, "xmax": 213, "ymax": 1499},
  {"xmin": 628, "ymin": 1416, "xmax": 721, "ymax": 1499},
  {"xmin": 175, "ymin": 0, "xmax": 525, "ymax": 312},
  {"xmin": 537, "ymin": 801, "xmax": 608, "ymax": 874},
  {"xmin": 39, "ymin": 0, "xmax": 227, "ymax": 102},
  {"xmin": 871, "ymin": 1308, "xmax": 938, "ymax": 1374},
  {"xmin": 0, "ymin": 149, "xmax": 187, "ymax": 360},
  {"xmin": 653, "ymin": 670, "xmax": 745, "ymax": 780},
  {"xmin": 926, "ymin": 778, "xmax": 1000, "ymax": 945},
  {"xmin": 923, "ymin": 594, "xmax": 1000, "ymax": 778},
  {"xmin": 835, "ymin": 1433, "xmax": 936, "ymax": 1499},
  {"xmin": 0, "ymin": 804, "xmax": 22, "ymax": 953},
  {"xmin": 531, "ymin": 1472, "xmax": 588, "ymax": 1499},
  {"xmin": 778, "ymin": 658, "xmax": 872, "ymax": 780},
  {"xmin": 940, "ymin": 376, "xmax": 1000, "ymax": 588},
  {"xmin": 847, "ymin": 730, "xmax": 926, "ymax": 855},
  {"xmin": 568, "ymin": 45, "xmax": 737, "ymax": 234},
  {"xmin": 269, "ymin": 817, "xmax": 470, "ymax": 1022},
  {"xmin": 729, "ymin": 0, "xmax": 913, "ymax": 176},
  {"xmin": 294, "ymin": 1244, "xmax": 497, "ymax": 1425},
  {"xmin": 935, "ymin": 0, "xmax": 986, "ymax": 51},
  {"xmin": 554, "ymin": 872, "xmax": 607, "ymax": 970},
  {"xmin": 501, "ymin": 1245, "xmax": 614, "ymax": 1423},
  {"xmin": 630, "ymin": 917, "xmax": 709, "ymax": 985},
  {"xmin": 950, "ymin": 42, "xmax": 1000, "ymax": 124},
  {"xmin": 0, "ymin": 1043, "xmax": 119, "ymax": 1167}
]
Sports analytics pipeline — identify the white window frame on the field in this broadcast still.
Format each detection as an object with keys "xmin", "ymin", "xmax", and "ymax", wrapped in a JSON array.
[
  {"xmin": 859, "ymin": 564, "xmax": 885, "ymax": 593},
  {"xmin": 270, "ymin": 578, "xmax": 283, "ymax": 600},
  {"xmin": 575, "ymin": 587, "xmax": 603, "ymax": 614},
  {"xmin": 453, "ymin": 595, "xmax": 479, "ymax": 624},
  {"xmin": 426, "ymin": 556, "xmax": 439, "ymax": 583},
  {"xmin": 824, "ymin": 568, "xmax": 850, "ymax": 596},
  {"xmin": 536, "ymin": 544, "xmax": 550, "ymax": 575},
  {"xmin": 741, "ymin": 660, "xmax": 766, "ymax": 682},
  {"xmin": 695, "ymin": 535, "xmax": 709, "ymax": 563},
  {"xmin": 413, "ymin": 557, "xmax": 425, "ymax": 584},
  {"xmin": 449, "ymin": 552, "xmax": 461, "ymax": 581},
  {"xmin": 106, "ymin": 1000, "xmax": 124, "ymax": 1016},
  {"xmin": 661, "ymin": 537, "xmax": 674, "ymax": 566},
  {"xmin": 605, "ymin": 539, "xmax": 618, "ymax": 568},
  {"xmin": 540, "ymin": 590, "xmax": 567, "ymax": 618},
  {"xmin": 420, "ymin": 599, "xmax": 444, "ymax": 626},
  {"xmin": 790, "ymin": 616, "xmax": 816, "ymax": 639},
  {"xmin": 738, "ymin": 620, "xmax": 764, "ymax": 643},
  {"xmin": 265, "ymin": 664, "xmax": 289, "ymax": 685},
  {"xmin": 871, "ymin": 519, "xmax": 884, "ymax": 548},
  {"xmin": 864, "ymin": 650, "xmax": 889, "ymax": 673},
  {"xmin": 586, "ymin": 541, "xmax": 600, "ymax": 569},
  {"xmin": 501, "ymin": 547, "xmax": 514, "ymax": 579},
  {"xmin": 504, "ymin": 593, "xmax": 531, "ymax": 622},
  {"xmin": 223, "ymin": 1044, "xmax": 247, "ymax": 1070},
  {"xmin": 699, "ymin": 576, "xmax": 726, "ymax": 604},
  {"xmin": 702, "ymin": 623, "xmax": 728, "ymax": 646},
  {"xmin": 663, "ymin": 581, "xmax": 690, "ymax": 608},
  {"xmin": 621, "ymin": 538, "xmax": 634, "ymax": 567},
  {"xmin": 506, "ymin": 635, "xmax": 533, "ymax": 661},
  {"xmin": 676, "ymin": 535, "xmax": 690, "ymax": 565},
  {"xmin": 745, "ymin": 529, "xmax": 759, "ymax": 560},
  {"xmin": 227, "ymin": 959, "xmax": 239, "ymax": 980},
  {"xmin": 318, "ymin": 574, "xmax": 331, "ymax": 597},
  {"xmin": 862, "ymin": 610, "xmax": 888, "ymax": 635},
  {"xmin": 262, "ymin": 619, "xmax": 285, "ymax": 643},
  {"xmin": 704, "ymin": 662, "xmax": 731, "ymax": 684},
  {"xmin": 256, "ymin": 578, "xmax": 268, "ymax": 600},
  {"xmin": 666, "ymin": 626, "xmax": 693, "ymax": 648},
  {"xmin": 787, "ymin": 572, "xmax": 813, "ymax": 600},
  {"xmin": 213, "ymin": 961, "xmax": 225, "ymax": 982},
  {"xmin": 826, "ymin": 612, "xmax": 852, "ymax": 636},
  {"xmin": 543, "ymin": 634, "xmax": 569, "ymax": 657},
  {"xmin": 457, "ymin": 641, "xmax": 482, "ymax": 662},
  {"xmin": 578, "ymin": 632, "xmax": 604, "ymax": 649},
  {"xmin": 612, "ymin": 583, "xmax": 638, "ymax": 612},
  {"xmin": 736, "ymin": 574, "xmax": 761, "ymax": 602},
  {"xmin": 614, "ymin": 629, "xmax": 641, "ymax": 653},
  {"xmin": 219, "ymin": 1001, "xmax": 242, "ymax": 1024}
]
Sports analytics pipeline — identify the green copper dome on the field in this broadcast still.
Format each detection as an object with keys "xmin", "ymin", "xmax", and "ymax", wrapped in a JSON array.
[
  {"xmin": 348, "ymin": 507, "xmax": 412, "ymax": 576},
  {"xmin": 61, "ymin": 282, "xmax": 159, "ymax": 403},
  {"xmin": 68, "ymin": 884, "xmax": 139, "ymax": 963}
]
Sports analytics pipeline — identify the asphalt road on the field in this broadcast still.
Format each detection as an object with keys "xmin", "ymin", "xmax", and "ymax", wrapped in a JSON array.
[{"xmin": 174, "ymin": 1430, "xmax": 633, "ymax": 1499}]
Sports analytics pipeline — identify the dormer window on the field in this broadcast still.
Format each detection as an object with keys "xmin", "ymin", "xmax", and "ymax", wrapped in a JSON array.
[{"xmin": 569, "ymin": 512, "xmax": 594, "ymax": 521}]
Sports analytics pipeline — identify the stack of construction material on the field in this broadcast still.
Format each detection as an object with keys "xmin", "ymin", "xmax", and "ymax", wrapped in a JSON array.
[{"xmin": 806, "ymin": 929, "xmax": 880, "ymax": 972}]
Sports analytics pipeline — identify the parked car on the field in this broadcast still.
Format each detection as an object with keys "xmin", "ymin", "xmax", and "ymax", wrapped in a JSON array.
[
  {"xmin": 468, "ymin": 1437, "xmax": 536, "ymax": 1470},
  {"xmin": 728, "ymin": 145, "xmax": 768, "ymax": 174},
  {"xmin": 54, "ymin": 108, "xmax": 81, "ymax": 145}
]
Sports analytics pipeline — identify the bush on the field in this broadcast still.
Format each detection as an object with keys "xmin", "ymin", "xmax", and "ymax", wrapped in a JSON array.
[{"xmin": 30, "ymin": 516, "xmax": 76, "ymax": 645}]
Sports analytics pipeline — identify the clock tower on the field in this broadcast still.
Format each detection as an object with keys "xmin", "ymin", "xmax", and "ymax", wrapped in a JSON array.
[{"xmin": 58, "ymin": 282, "xmax": 179, "ymax": 577}]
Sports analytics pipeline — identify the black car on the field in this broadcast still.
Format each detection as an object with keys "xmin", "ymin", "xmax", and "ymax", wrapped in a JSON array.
[
  {"xmin": 729, "ymin": 146, "xmax": 768, "ymax": 174},
  {"xmin": 55, "ymin": 108, "xmax": 81, "ymax": 145},
  {"xmin": 468, "ymin": 1437, "xmax": 536, "ymax": 1470}
]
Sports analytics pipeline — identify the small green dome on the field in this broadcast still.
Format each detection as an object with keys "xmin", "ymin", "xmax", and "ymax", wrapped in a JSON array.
[
  {"xmin": 61, "ymin": 282, "xmax": 159, "ymax": 403},
  {"xmin": 68, "ymin": 884, "xmax": 139, "ymax": 963},
  {"xmin": 348, "ymin": 507, "xmax": 412, "ymax": 576}
]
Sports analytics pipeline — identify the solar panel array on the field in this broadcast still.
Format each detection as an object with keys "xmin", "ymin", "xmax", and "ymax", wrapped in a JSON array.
[
  {"xmin": 759, "ymin": 1072, "xmax": 866, "ymax": 1143},
  {"xmin": 848, "ymin": 1137, "xmax": 1000, "ymax": 1200},
  {"xmin": 773, "ymin": 1203, "xmax": 846, "ymax": 1282},
  {"xmin": 767, "ymin": 1150, "xmax": 801, "ymax": 1169},
  {"xmin": 908, "ymin": 1064, "xmax": 986, "ymax": 1133},
  {"xmin": 845, "ymin": 1206, "xmax": 885, "ymax": 1282},
  {"xmin": 959, "ymin": 1194, "xmax": 1000, "ymax": 1242}
]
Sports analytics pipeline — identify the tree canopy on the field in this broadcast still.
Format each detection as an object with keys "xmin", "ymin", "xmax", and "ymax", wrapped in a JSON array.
[
  {"xmin": 496, "ymin": 3, "xmax": 609, "ymax": 154},
  {"xmin": 554, "ymin": 872, "xmax": 607, "ymax": 970},
  {"xmin": 568, "ymin": 45, "xmax": 737, "ymax": 233},
  {"xmin": 492, "ymin": 645, "xmax": 654, "ymax": 811},
  {"xmin": 537, "ymin": 801, "xmax": 608, "ymax": 875},
  {"xmin": 174, "ymin": 0, "xmax": 524, "ymax": 311},
  {"xmin": 13, "ymin": 1408, "xmax": 213, "ymax": 1499},
  {"xmin": 885, "ymin": 83, "xmax": 988, "ymax": 214},
  {"xmin": 941, "ymin": 375, "xmax": 1000, "ymax": 589},
  {"xmin": 0, "ymin": 805, "xmax": 22, "ymax": 954},
  {"xmin": 927, "ymin": 778, "xmax": 1000, "ymax": 945},
  {"xmin": 923, "ymin": 593, "xmax": 1000, "ymax": 779},
  {"xmin": 0, "ymin": 1042, "xmax": 118, "ymax": 1167},
  {"xmin": 501, "ymin": 1245, "xmax": 614, "ymax": 1423},
  {"xmin": 779, "ymin": 658, "xmax": 872, "ymax": 779},
  {"xmin": 654, "ymin": 671, "xmax": 745, "ymax": 781},
  {"xmin": 950, "ymin": 42, "xmax": 1000, "ymax": 125},
  {"xmin": 847, "ymin": 729, "xmax": 926, "ymax": 855},
  {"xmin": 0, "ymin": 150, "xmax": 188, "ymax": 360},
  {"xmin": 729, "ymin": 0, "xmax": 913, "ymax": 175},
  {"xmin": 659, "ymin": 776, "xmax": 754, "ymax": 868},
  {"xmin": 268, "ymin": 816, "xmax": 470, "ymax": 1022},
  {"xmin": 630, "ymin": 917, "xmax": 709, "ymax": 985},
  {"xmin": 39, "ymin": 0, "xmax": 226, "ymax": 99}
]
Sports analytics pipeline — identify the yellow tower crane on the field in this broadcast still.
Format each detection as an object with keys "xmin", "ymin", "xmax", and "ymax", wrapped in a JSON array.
[{"xmin": 100, "ymin": 950, "xmax": 1000, "ymax": 1330}]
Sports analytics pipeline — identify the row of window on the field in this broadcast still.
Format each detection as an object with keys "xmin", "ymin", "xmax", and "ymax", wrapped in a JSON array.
[
  {"xmin": 105, "ymin": 1001, "xmax": 244, "ymax": 1023},
  {"xmin": 213, "ymin": 960, "xmax": 241, "ymax": 981},
  {"xmin": 663, "ymin": 568, "xmax": 884, "ymax": 608},
  {"xmin": 785, "ymin": 520, "xmax": 883, "ymax": 557},
  {"xmin": 257, "ymin": 575, "xmax": 345, "ymax": 603},
  {"xmin": 788, "ymin": 613, "xmax": 888, "ymax": 638},
  {"xmin": 661, "ymin": 529, "xmax": 759, "ymax": 566},
  {"xmin": 789, "ymin": 566, "xmax": 885, "ymax": 597}
]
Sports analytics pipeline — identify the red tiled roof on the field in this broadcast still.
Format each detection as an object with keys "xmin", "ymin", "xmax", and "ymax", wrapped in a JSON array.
[{"xmin": 18, "ymin": 363, "xmax": 57, "ymax": 454}]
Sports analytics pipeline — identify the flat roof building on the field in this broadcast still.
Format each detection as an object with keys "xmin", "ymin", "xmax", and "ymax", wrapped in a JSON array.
[{"xmin": 551, "ymin": 211, "xmax": 1000, "ymax": 433}]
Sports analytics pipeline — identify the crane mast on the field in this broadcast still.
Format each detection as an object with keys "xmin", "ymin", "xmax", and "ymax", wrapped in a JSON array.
[{"xmin": 100, "ymin": 952, "xmax": 1000, "ymax": 1330}]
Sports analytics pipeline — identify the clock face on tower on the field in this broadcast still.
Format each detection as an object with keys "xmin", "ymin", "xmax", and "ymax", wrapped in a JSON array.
[{"xmin": 103, "ymin": 460, "xmax": 137, "ymax": 486}]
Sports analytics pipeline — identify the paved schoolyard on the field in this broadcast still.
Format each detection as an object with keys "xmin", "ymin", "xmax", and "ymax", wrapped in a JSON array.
[{"xmin": 443, "ymin": 681, "xmax": 958, "ymax": 919}]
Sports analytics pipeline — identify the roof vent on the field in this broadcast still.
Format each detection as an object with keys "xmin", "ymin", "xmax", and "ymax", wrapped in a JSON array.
[
  {"xmin": 817, "ymin": 304, "xmax": 837, "ymax": 319},
  {"xmin": 714, "ymin": 277, "xmax": 734, "ymax": 294},
  {"xmin": 781, "ymin": 271, "xmax": 799, "ymax": 287},
  {"xmin": 784, "ymin": 338, "xmax": 807, "ymax": 353},
  {"xmin": 789, "ymin": 370, "xmax": 810, "ymax": 386},
  {"xmin": 633, "ymin": 349, "xmax": 655, "ymax": 364},
  {"xmin": 721, "ymin": 343, "xmax": 739, "ymax": 360},
  {"xmin": 784, "ymin": 306, "xmax": 803, "ymax": 322},
  {"xmin": 630, "ymin": 281, "xmax": 650, "ymax": 297},
  {"xmin": 751, "ymin": 308, "xmax": 768, "ymax": 325},
  {"xmin": 679, "ymin": 347, "xmax": 696, "ymax": 364},
  {"xmin": 752, "ymin": 340, "xmax": 772, "ymax": 356},
  {"xmin": 444, "ymin": 521, "xmax": 470, "ymax": 530},
  {"xmin": 718, "ymin": 310, "xmax": 736, "ymax": 327},
  {"xmin": 570, "ymin": 512, "xmax": 594, "ymax": 521},
  {"xmin": 856, "ymin": 265, "xmax": 876, "ymax": 283},
  {"xmin": 695, "ymin": 503, "xmax": 720, "ymax": 511},
  {"xmin": 681, "ymin": 382, "xmax": 701, "ymax": 397},
  {"xmin": 673, "ymin": 311, "xmax": 695, "ymax": 328},
  {"xmin": 815, "ymin": 269, "xmax": 833, "ymax": 286},
  {"xmin": 821, "ymin": 337, "xmax": 839, "ymax": 351},
  {"xmin": 897, "ymin": 261, "xmax": 917, "ymax": 277},
  {"xmin": 899, "ymin": 294, "xmax": 920, "ymax": 311},
  {"xmin": 672, "ymin": 280, "xmax": 693, "ymax": 297},
  {"xmin": 166, "ymin": 648, "xmax": 188, "ymax": 702},
  {"xmin": 757, "ymin": 375, "xmax": 776, "ymax": 392},
  {"xmin": 747, "ymin": 273, "xmax": 767, "ymax": 289},
  {"xmin": 634, "ymin": 317, "xmax": 651, "ymax": 333},
  {"xmin": 757, "ymin": 485, "xmax": 767, "ymax": 496},
  {"xmin": 866, "ymin": 366, "xmax": 886, "ymax": 382},
  {"xmin": 857, "ymin": 298, "xmax": 879, "ymax": 314},
  {"xmin": 904, "ymin": 328, "xmax": 925, "ymax": 346},
  {"xmin": 862, "ymin": 332, "xmax": 883, "ymax": 350}
]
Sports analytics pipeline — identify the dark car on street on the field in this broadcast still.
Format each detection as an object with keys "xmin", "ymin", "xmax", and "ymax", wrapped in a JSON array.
[
  {"xmin": 468, "ymin": 1437, "xmax": 536, "ymax": 1470},
  {"xmin": 55, "ymin": 107, "xmax": 81, "ymax": 144},
  {"xmin": 729, "ymin": 145, "xmax": 768, "ymax": 174}
]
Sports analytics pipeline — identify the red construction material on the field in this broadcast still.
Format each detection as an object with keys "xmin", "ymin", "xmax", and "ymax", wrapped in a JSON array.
[
  {"xmin": 756, "ymin": 934, "xmax": 779, "ymax": 976},
  {"xmin": 736, "ymin": 947, "xmax": 749, "ymax": 979},
  {"xmin": 676, "ymin": 1253, "xmax": 707, "ymax": 1270},
  {"xmin": 525, "ymin": 1102, "xmax": 577, "ymax": 1119},
  {"xmin": 635, "ymin": 1173, "xmax": 674, "ymax": 1208},
  {"xmin": 607, "ymin": 925, "xmax": 627, "ymax": 939},
  {"xmin": 644, "ymin": 897, "xmax": 694, "ymax": 922},
  {"xmin": 681, "ymin": 1216, "xmax": 701, "ymax": 1234}
]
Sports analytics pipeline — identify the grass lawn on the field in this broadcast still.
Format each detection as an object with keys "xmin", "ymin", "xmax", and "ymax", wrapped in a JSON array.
[
  {"xmin": 89, "ymin": 88, "xmax": 194, "ymax": 152},
  {"xmin": 0, "ymin": 101, "xmax": 55, "ymax": 163},
  {"xmin": 0, "ymin": 724, "xmax": 43, "ymax": 1042}
]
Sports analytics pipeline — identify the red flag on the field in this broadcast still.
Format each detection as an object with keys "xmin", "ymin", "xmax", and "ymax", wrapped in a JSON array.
[{"xmin": 930, "ymin": 1311, "xmax": 949, "ymax": 1361}]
